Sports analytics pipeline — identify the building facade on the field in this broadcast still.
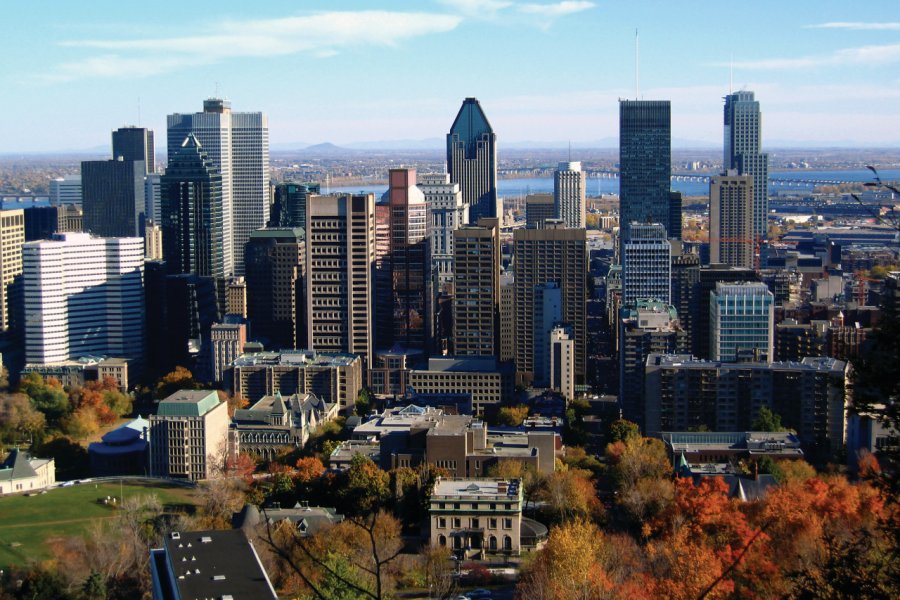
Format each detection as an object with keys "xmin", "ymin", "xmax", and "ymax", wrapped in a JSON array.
[
  {"xmin": 112, "ymin": 126, "xmax": 155, "ymax": 174},
  {"xmin": 210, "ymin": 319, "xmax": 246, "ymax": 383},
  {"xmin": 709, "ymin": 172, "xmax": 754, "ymax": 269},
  {"xmin": 81, "ymin": 158, "xmax": 146, "ymax": 238},
  {"xmin": 710, "ymin": 282, "xmax": 774, "ymax": 362},
  {"xmin": 622, "ymin": 222, "xmax": 671, "ymax": 304},
  {"xmin": 447, "ymin": 98, "xmax": 498, "ymax": 223},
  {"xmin": 430, "ymin": 478, "xmax": 523, "ymax": 558},
  {"xmin": 619, "ymin": 100, "xmax": 671, "ymax": 243},
  {"xmin": 525, "ymin": 193, "xmax": 556, "ymax": 229},
  {"xmin": 245, "ymin": 228, "xmax": 305, "ymax": 350},
  {"xmin": 453, "ymin": 217, "xmax": 500, "ymax": 357},
  {"xmin": 420, "ymin": 173, "xmax": 467, "ymax": 290},
  {"xmin": 49, "ymin": 174, "xmax": 82, "ymax": 206},
  {"xmin": 554, "ymin": 161, "xmax": 586, "ymax": 228},
  {"xmin": 149, "ymin": 390, "xmax": 230, "ymax": 482},
  {"xmin": 0, "ymin": 209, "xmax": 24, "ymax": 331},
  {"xmin": 723, "ymin": 91, "xmax": 769, "ymax": 242}
]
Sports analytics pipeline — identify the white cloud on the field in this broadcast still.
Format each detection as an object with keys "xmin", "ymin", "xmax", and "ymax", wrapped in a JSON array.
[
  {"xmin": 722, "ymin": 43, "xmax": 900, "ymax": 70},
  {"xmin": 437, "ymin": 0, "xmax": 513, "ymax": 16},
  {"xmin": 46, "ymin": 11, "xmax": 462, "ymax": 81},
  {"xmin": 517, "ymin": 1, "xmax": 595, "ymax": 17},
  {"xmin": 806, "ymin": 22, "xmax": 900, "ymax": 31}
]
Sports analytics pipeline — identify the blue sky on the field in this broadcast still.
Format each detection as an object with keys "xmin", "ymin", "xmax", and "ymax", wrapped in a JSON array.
[{"xmin": 2, "ymin": 0, "xmax": 899, "ymax": 152}]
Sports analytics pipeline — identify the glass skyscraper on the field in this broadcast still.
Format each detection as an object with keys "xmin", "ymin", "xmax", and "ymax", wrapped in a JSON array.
[
  {"xmin": 447, "ymin": 98, "xmax": 498, "ymax": 224},
  {"xmin": 724, "ymin": 91, "xmax": 768, "ymax": 242},
  {"xmin": 619, "ymin": 100, "xmax": 671, "ymax": 242},
  {"xmin": 112, "ymin": 126, "xmax": 155, "ymax": 174}
]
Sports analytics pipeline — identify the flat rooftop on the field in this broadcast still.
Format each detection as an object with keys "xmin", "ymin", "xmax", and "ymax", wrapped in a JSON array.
[{"xmin": 432, "ymin": 478, "xmax": 521, "ymax": 500}]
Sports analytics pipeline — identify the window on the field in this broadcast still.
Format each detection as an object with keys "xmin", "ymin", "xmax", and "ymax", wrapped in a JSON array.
[
  {"xmin": 489, "ymin": 518, "xmax": 497, "ymax": 529},
  {"xmin": 452, "ymin": 517, "xmax": 461, "ymax": 528},
  {"xmin": 471, "ymin": 518, "xmax": 480, "ymax": 529},
  {"xmin": 439, "ymin": 535, "xmax": 447, "ymax": 547},
  {"xmin": 489, "ymin": 536, "xmax": 497, "ymax": 551},
  {"xmin": 438, "ymin": 517, "xmax": 446, "ymax": 529},
  {"xmin": 503, "ymin": 535, "xmax": 512, "ymax": 551},
  {"xmin": 503, "ymin": 518, "xmax": 513, "ymax": 529}
]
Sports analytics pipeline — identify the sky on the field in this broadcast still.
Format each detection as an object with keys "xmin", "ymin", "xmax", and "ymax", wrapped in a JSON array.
[{"xmin": 1, "ymin": 0, "xmax": 899, "ymax": 152}]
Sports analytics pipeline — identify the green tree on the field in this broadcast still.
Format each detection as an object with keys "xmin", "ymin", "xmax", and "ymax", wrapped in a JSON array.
[
  {"xmin": 752, "ymin": 407, "xmax": 786, "ymax": 432},
  {"xmin": 19, "ymin": 372, "xmax": 69, "ymax": 421},
  {"xmin": 81, "ymin": 571, "xmax": 107, "ymax": 600},
  {"xmin": 497, "ymin": 405, "xmax": 529, "ymax": 426},
  {"xmin": 354, "ymin": 388, "xmax": 373, "ymax": 416},
  {"xmin": 340, "ymin": 455, "xmax": 390, "ymax": 516},
  {"xmin": 608, "ymin": 419, "xmax": 640, "ymax": 443}
]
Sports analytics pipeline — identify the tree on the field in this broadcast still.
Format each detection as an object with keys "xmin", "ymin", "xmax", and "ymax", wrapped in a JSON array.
[
  {"xmin": 19, "ymin": 372, "xmax": 69, "ymax": 421},
  {"xmin": 81, "ymin": 571, "xmax": 107, "ymax": 600},
  {"xmin": 60, "ymin": 406, "xmax": 100, "ymax": 439},
  {"xmin": 0, "ymin": 392, "xmax": 46, "ymax": 443},
  {"xmin": 155, "ymin": 366, "xmax": 200, "ymax": 399},
  {"xmin": 296, "ymin": 457, "xmax": 326, "ymax": 483},
  {"xmin": 422, "ymin": 545, "xmax": 456, "ymax": 600},
  {"xmin": 751, "ymin": 407, "xmax": 786, "ymax": 432},
  {"xmin": 608, "ymin": 419, "xmax": 640, "ymax": 443},
  {"xmin": 537, "ymin": 469, "xmax": 603, "ymax": 525},
  {"xmin": 354, "ymin": 388, "xmax": 373, "ymax": 417},
  {"xmin": 339, "ymin": 455, "xmax": 390, "ymax": 516},
  {"xmin": 497, "ymin": 405, "xmax": 529, "ymax": 426},
  {"xmin": 218, "ymin": 389, "xmax": 248, "ymax": 417}
]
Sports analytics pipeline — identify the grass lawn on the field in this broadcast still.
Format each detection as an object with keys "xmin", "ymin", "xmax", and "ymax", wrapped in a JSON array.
[{"xmin": 0, "ymin": 480, "xmax": 200, "ymax": 569}]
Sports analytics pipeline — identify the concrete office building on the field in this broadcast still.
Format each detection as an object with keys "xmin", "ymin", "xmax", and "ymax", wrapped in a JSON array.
[
  {"xmin": 710, "ymin": 172, "xmax": 754, "ymax": 269},
  {"xmin": 23, "ymin": 233, "xmax": 144, "ymax": 365},
  {"xmin": 230, "ymin": 350, "xmax": 363, "ymax": 412},
  {"xmin": 525, "ymin": 193, "xmax": 556, "ymax": 229},
  {"xmin": 550, "ymin": 325, "xmax": 575, "ymax": 401},
  {"xmin": 245, "ymin": 228, "xmax": 305, "ymax": 350},
  {"xmin": 305, "ymin": 193, "xmax": 375, "ymax": 367},
  {"xmin": 453, "ymin": 217, "xmax": 500, "ymax": 357},
  {"xmin": 710, "ymin": 282, "xmax": 774, "ymax": 362},
  {"xmin": 513, "ymin": 222, "xmax": 587, "ymax": 384},
  {"xmin": 0, "ymin": 209, "xmax": 24, "ymax": 331},
  {"xmin": 619, "ymin": 100, "xmax": 671, "ymax": 244},
  {"xmin": 112, "ymin": 126, "xmax": 155, "ymax": 174},
  {"xmin": 724, "ymin": 91, "xmax": 769, "ymax": 242},
  {"xmin": 420, "ymin": 173, "xmax": 467, "ymax": 289},
  {"xmin": 144, "ymin": 220, "xmax": 163, "ymax": 260},
  {"xmin": 225, "ymin": 276, "xmax": 248, "ymax": 318},
  {"xmin": 408, "ymin": 357, "xmax": 515, "ymax": 415},
  {"xmin": 554, "ymin": 161, "xmax": 586, "ymax": 228},
  {"xmin": 645, "ymin": 354, "xmax": 848, "ymax": 456},
  {"xmin": 622, "ymin": 222, "xmax": 671, "ymax": 304},
  {"xmin": 149, "ymin": 391, "xmax": 229, "ymax": 482},
  {"xmin": 160, "ymin": 134, "xmax": 230, "ymax": 279},
  {"xmin": 49, "ymin": 174, "xmax": 82, "ymax": 206},
  {"xmin": 210, "ymin": 319, "xmax": 246, "ymax": 383},
  {"xmin": 447, "ymin": 98, "xmax": 499, "ymax": 223},
  {"xmin": 81, "ymin": 158, "xmax": 146, "ymax": 238},
  {"xmin": 145, "ymin": 173, "xmax": 162, "ymax": 224}
]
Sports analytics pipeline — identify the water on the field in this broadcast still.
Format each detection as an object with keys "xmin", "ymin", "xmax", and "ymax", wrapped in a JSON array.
[{"xmin": 328, "ymin": 168, "xmax": 900, "ymax": 199}]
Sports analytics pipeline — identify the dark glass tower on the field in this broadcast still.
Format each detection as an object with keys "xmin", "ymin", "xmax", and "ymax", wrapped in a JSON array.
[
  {"xmin": 112, "ymin": 126, "xmax": 155, "ymax": 174},
  {"xmin": 81, "ymin": 158, "xmax": 146, "ymax": 238},
  {"xmin": 618, "ymin": 100, "xmax": 671, "ymax": 243},
  {"xmin": 447, "ymin": 98, "xmax": 498, "ymax": 223},
  {"xmin": 724, "ymin": 91, "xmax": 768, "ymax": 242},
  {"xmin": 270, "ymin": 182, "xmax": 320, "ymax": 229},
  {"xmin": 160, "ymin": 134, "xmax": 227, "ymax": 279},
  {"xmin": 245, "ymin": 227, "xmax": 305, "ymax": 350}
]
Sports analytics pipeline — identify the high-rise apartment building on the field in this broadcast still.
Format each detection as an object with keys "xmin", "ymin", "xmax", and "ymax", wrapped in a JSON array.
[
  {"xmin": 374, "ymin": 169, "xmax": 428, "ymax": 352},
  {"xmin": 724, "ymin": 91, "xmax": 768, "ymax": 242},
  {"xmin": 420, "ymin": 173, "xmax": 467, "ymax": 290},
  {"xmin": 81, "ymin": 158, "xmax": 146, "ymax": 238},
  {"xmin": 499, "ymin": 272, "xmax": 515, "ymax": 362},
  {"xmin": 622, "ymin": 223, "xmax": 671, "ymax": 304},
  {"xmin": 453, "ymin": 217, "xmax": 500, "ymax": 357},
  {"xmin": 550, "ymin": 325, "xmax": 575, "ymax": 401},
  {"xmin": 23, "ymin": 233, "xmax": 144, "ymax": 365},
  {"xmin": 305, "ymin": 193, "xmax": 375, "ymax": 367},
  {"xmin": 168, "ymin": 98, "xmax": 268, "ymax": 276},
  {"xmin": 112, "ymin": 126, "xmax": 155, "ymax": 174},
  {"xmin": 710, "ymin": 281, "xmax": 774, "ymax": 362},
  {"xmin": 513, "ymin": 222, "xmax": 587, "ymax": 384},
  {"xmin": 149, "ymin": 390, "xmax": 229, "ymax": 481},
  {"xmin": 49, "ymin": 174, "xmax": 82, "ymax": 206},
  {"xmin": 0, "ymin": 209, "xmax": 24, "ymax": 332},
  {"xmin": 245, "ymin": 228, "xmax": 305, "ymax": 350},
  {"xmin": 710, "ymin": 172, "xmax": 754, "ymax": 269},
  {"xmin": 160, "ymin": 134, "xmax": 230, "ymax": 279},
  {"xmin": 554, "ymin": 161, "xmax": 586, "ymax": 228},
  {"xmin": 619, "ymin": 100, "xmax": 671, "ymax": 243},
  {"xmin": 525, "ymin": 194, "xmax": 556, "ymax": 230},
  {"xmin": 447, "ymin": 98, "xmax": 498, "ymax": 223}
]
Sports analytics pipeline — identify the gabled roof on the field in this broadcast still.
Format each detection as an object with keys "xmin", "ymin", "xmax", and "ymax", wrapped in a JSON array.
[{"xmin": 0, "ymin": 449, "xmax": 37, "ymax": 480}]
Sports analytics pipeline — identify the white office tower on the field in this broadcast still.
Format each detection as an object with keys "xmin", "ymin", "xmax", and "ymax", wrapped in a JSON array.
[
  {"xmin": 550, "ymin": 325, "xmax": 575, "ymax": 401},
  {"xmin": 419, "ymin": 173, "xmax": 468, "ymax": 289},
  {"xmin": 554, "ymin": 161, "xmax": 586, "ymax": 228},
  {"xmin": 167, "ymin": 99, "xmax": 269, "ymax": 276},
  {"xmin": 49, "ymin": 174, "xmax": 82, "ymax": 206},
  {"xmin": 622, "ymin": 223, "xmax": 671, "ymax": 304},
  {"xmin": 710, "ymin": 281, "xmax": 774, "ymax": 363},
  {"xmin": 23, "ymin": 233, "xmax": 144, "ymax": 365},
  {"xmin": 144, "ymin": 173, "xmax": 162, "ymax": 224},
  {"xmin": 724, "ymin": 91, "xmax": 768, "ymax": 242}
]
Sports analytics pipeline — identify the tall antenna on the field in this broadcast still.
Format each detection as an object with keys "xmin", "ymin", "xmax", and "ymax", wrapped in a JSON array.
[{"xmin": 635, "ymin": 28, "xmax": 640, "ymax": 99}]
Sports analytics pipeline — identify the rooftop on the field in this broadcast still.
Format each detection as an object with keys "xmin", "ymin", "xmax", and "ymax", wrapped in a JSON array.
[
  {"xmin": 156, "ymin": 390, "xmax": 221, "ymax": 417},
  {"xmin": 432, "ymin": 477, "xmax": 522, "ymax": 500},
  {"xmin": 232, "ymin": 350, "xmax": 360, "ymax": 368}
]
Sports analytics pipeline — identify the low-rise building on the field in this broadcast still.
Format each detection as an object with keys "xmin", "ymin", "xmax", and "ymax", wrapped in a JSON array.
[
  {"xmin": 232, "ymin": 392, "xmax": 337, "ymax": 460},
  {"xmin": 407, "ymin": 356, "xmax": 514, "ymax": 415},
  {"xmin": 659, "ymin": 431, "xmax": 804, "ymax": 465},
  {"xmin": 233, "ymin": 502, "xmax": 344, "ymax": 536},
  {"xmin": 430, "ymin": 477, "xmax": 523, "ymax": 558},
  {"xmin": 23, "ymin": 356, "xmax": 129, "ymax": 391},
  {"xmin": 0, "ymin": 449, "xmax": 55, "ymax": 495},
  {"xmin": 149, "ymin": 390, "xmax": 230, "ymax": 482},
  {"xmin": 88, "ymin": 416, "xmax": 150, "ymax": 476}
]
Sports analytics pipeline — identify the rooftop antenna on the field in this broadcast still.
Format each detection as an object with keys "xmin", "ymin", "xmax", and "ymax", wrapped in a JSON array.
[{"xmin": 635, "ymin": 28, "xmax": 640, "ymax": 99}]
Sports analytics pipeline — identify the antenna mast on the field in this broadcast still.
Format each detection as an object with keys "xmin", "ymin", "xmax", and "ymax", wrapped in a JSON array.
[{"xmin": 635, "ymin": 28, "xmax": 640, "ymax": 99}]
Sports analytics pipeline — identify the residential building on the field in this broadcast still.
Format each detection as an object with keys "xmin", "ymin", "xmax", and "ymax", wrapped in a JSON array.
[
  {"xmin": 622, "ymin": 222, "xmax": 671, "ymax": 304},
  {"xmin": 232, "ymin": 503, "xmax": 344, "ymax": 535},
  {"xmin": 226, "ymin": 276, "xmax": 248, "ymax": 318},
  {"xmin": 160, "ymin": 134, "xmax": 230, "ymax": 279},
  {"xmin": 420, "ymin": 173, "xmax": 467, "ymax": 289},
  {"xmin": 150, "ymin": 529, "xmax": 277, "ymax": 600},
  {"xmin": 453, "ymin": 217, "xmax": 500, "ymax": 357},
  {"xmin": 554, "ymin": 161, "xmax": 586, "ymax": 228},
  {"xmin": 407, "ymin": 357, "xmax": 515, "ymax": 414},
  {"xmin": 149, "ymin": 390, "xmax": 230, "ymax": 481},
  {"xmin": 525, "ymin": 193, "xmax": 556, "ymax": 229},
  {"xmin": 0, "ymin": 449, "xmax": 55, "ymax": 495},
  {"xmin": 49, "ymin": 174, "xmax": 82, "ymax": 206},
  {"xmin": 112, "ymin": 126, "xmax": 155, "ymax": 174},
  {"xmin": 210, "ymin": 318, "xmax": 246, "ymax": 383},
  {"xmin": 550, "ymin": 325, "xmax": 575, "ymax": 401},
  {"xmin": 230, "ymin": 350, "xmax": 363, "ymax": 412},
  {"xmin": 670, "ymin": 252, "xmax": 699, "ymax": 348},
  {"xmin": 775, "ymin": 320, "xmax": 828, "ymax": 362},
  {"xmin": 430, "ymin": 478, "xmax": 523, "ymax": 557},
  {"xmin": 533, "ymin": 283, "xmax": 562, "ymax": 387},
  {"xmin": 0, "ymin": 209, "xmax": 24, "ymax": 331},
  {"xmin": 619, "ymin": 100, "xmax": 671, "ymax": 244},
  {"xmin": 645, "ymin": 354, "xmax": 848, "ymax": 457},
  {"xmin": 724, "ymin": 91, "xmax": 769, "ymax": 242},
  {"xmin": 709, "ymin": 172, "xmax": 754, "ymax": 269},
  {"xmin": 232, "ymin": 392, "xmax": 337, "ymax": 459},
  {"xmin": 23, "ymin": 233, "xmax": 144, "ymax": 366},
  {"xmin": 710, "ymin": 282, "xmax": 774, "ymax": 362},
  {"xmin": 81, "ymin": 158, "xmax": 146, "ymax": 238},
  {"xmin": 245, "ymin": 227, "xmax": 305, "ymax": 350},
  {"xmin": 499, "ymin": 272, "xmax": 515, "ymax": 362},
  {"xmin": 447, "ymin": 97, "xmax": 498, "ymax": 223},
  {"xmin": 513, "ymin": 223, "xmax": 587, "ymax": 384},
  {"xmin": 305, "ymin": 193, "xmax": 375, "ymax": 367}
]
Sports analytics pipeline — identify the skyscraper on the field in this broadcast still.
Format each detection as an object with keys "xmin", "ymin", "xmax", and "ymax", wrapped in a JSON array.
[
  {"xmin": 513, "ymin": 222, "xmax": 587, "ymax": 384},
  {"xmin": 168, "ymin": 99, "xmax": 268, "ymax": 276},
  {"xmin": 525, "ymin": 193, "xmax": 556, "ymax": 230},
  {"xmin": 0, "ymin": 209, "xmax": 24, "ymax": 332},
  {"xmin": 619, "ymin": 100, "xmax": 671, "ymax": 242},
  {"xmin": 306, "ymin": 193, "xmax": 375, "ymax": 367},
  {"xmin": 23, "ymin": 233, "xmax": 144, "ymax": 365},
  {"xmin": 160, "ymin": 134, "xmax": 230, "ymax": 279},
  {"xmin": 622, "ymin": 223, "xmax": 671, "ymax": 304},
  {"xmin": 245, "ymin": 228, "xmax": 305, "ymax": 350},
  {"xmin": 112, "ymin": 126, "xmax": 155, "ymax": 174},
  {"xmin": 49, "ymin": 175, "xmax": 82, "ymax": 206},
  {"xmin": 271, "ymin": 182, "xmax": 319, "ymax": 229},
  {"xmin": 81, "ymin": 158, "xmax": 146, "ymax": 238},
  {"xmin": 709, "ymin": 172, "xmax": 754, "ymax": 269},
  {"xmin": 554, "ymin": 161, "xmax": 586, "ymax": 228},
  {"xmin": 453, "ymin": 217, "xmax": 500, "ymax": 357},
  {"xmin": 447, "ymin": 98, "xmax": 498, "ymax": 223},
  {"xmin": 724, "ymin": 91, "xmax": 768, "ymax": 242},
  {"xmin": 710, "ymin": 281, "xmax": 774, "ymax": 362},
  {"xmin": 420, "ymin": 173, "xmax": 467, "ymax": 290},
  {"xmin": 533, "ymin": 282, "xmax": 562, "ymax": 387}
]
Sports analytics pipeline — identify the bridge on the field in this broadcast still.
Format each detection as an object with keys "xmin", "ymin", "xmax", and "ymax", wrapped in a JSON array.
[{"xmin": 586, "ymin": 171, "xmax": 855, "ymax": 187}]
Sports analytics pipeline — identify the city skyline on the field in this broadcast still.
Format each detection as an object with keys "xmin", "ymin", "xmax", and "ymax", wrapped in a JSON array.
[{"xmin": 2, "ymin": 1, "xmax": 900, "ymax": 152}]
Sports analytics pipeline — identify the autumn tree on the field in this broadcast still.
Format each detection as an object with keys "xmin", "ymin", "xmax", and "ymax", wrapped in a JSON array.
[
  {"xmin": 338, "ymin": 455, "xmax": 390, "ymax": 516},
  {"xmin": 497, "ymin": 404, "xmax": 529, "ymax": 426},
  {"xmin": 537, "ymin": 468, "xmax": 604, "ymax": 525},
  {"xmin": 605, "ymin": 436, "xmax": 673, "ymax": 527},
  {"xmin": 0, "ymin": 392, "xmax": 46, "ymax": 443},
  {"xmin": 607, "ymin": 419, "xmax": 640, "ymax": 443},
  {"xmin": 296, "ymin": 456, "xmax": 326, "ymax": 483},
  {"xmin": 19, "ymin": 372, "xmax": 68, "ymax": 421},
  {"xmin": 218, "ymin": 389, "xmax": 248, "ymax": 417},
  {"xmin": 155, "ymin": 366, "xmax": 200, "ymax": 399}
]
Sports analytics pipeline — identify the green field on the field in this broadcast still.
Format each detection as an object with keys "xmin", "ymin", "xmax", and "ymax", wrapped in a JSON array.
[{"xmin": 0, "ymin": 480, "xmax": 200, "ymax": 568}]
